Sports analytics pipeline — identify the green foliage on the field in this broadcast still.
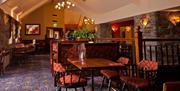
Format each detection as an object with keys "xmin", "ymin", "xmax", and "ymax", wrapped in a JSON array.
[{"xmin": 70, "ymin": 27, "xmax": 96, "ymax": 39}]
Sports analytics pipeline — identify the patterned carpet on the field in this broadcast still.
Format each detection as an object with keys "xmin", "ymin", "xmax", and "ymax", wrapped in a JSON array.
[{"xmin": 0, "ymin": 54, "xmax": 111, "ymax": 91}]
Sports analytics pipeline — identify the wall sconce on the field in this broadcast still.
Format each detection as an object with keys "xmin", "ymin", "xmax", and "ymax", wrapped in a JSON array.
[
  {"xmin": 140, "ymin": 14, "xmax": 149, "ymax": 28},
  {"xmin": 111, "ymin": 24, "xmax": 118, "ymax": 32},
  {"xmin": 125, "ymin": 26, "xmax": 131, "ymax": 32},
  {"xmin": 168, "ymin": 12, "xmax": 180, "ymax": 26}
]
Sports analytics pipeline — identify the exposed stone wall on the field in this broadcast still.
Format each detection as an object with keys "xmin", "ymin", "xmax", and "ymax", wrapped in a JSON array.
[
  {"xmin": 0, "ymin": 9, "xmax": 9, "ymax": 49},
  {"xmin": 156, "ymin": 11, "xmax": 180, "ymax": 38},
  {"xmin": 95, "ymin": 23, "xmax": 112, "ymax": 43},
  {"xmin": 134, "ymin": 11, "xmax": 180, "ymax": 39},
  {"xmin": 0, "ymin": 8, "xmax": 20, "ymax": 49},
  {"xmin": 134, "ymin": 11, "xmax": 180, "ymax": 63},
  {"xmin": 134, "ymin": 12, "xmax": 157, "ymax": 39}
]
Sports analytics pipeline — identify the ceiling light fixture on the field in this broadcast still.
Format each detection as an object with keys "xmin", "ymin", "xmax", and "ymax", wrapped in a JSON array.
[
  {"xmin": 83, "ymin": 17, "xmax": 95, "ymax": 25},
  {"xmin": 55, "ymin": 0, "xmax": 75, "ymax": 10}
]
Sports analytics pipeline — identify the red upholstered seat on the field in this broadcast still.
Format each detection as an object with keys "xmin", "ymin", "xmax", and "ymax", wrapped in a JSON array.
[
  {"xmin": 121, "ymin": 76, "xmax": 149, "ymax": 88},
  {"xmin": 120, "ymin": 60, "xmax": 158, "ymax": 91},
  {"xmin": 53, "ymin": 63, "xmax": 65, "ymax": 72},
  {"xmin": 117, "ymin": 57, "xmax": 129, "ymax": 65},
  {"xmin": 59, "ymin": 74, "xmax": 87, "ymax": 85}
]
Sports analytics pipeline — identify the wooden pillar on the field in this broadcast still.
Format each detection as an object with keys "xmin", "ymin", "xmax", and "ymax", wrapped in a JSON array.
[{"xmin": 134, "ymin": 26, "xmax": 142, "ymax": 64}]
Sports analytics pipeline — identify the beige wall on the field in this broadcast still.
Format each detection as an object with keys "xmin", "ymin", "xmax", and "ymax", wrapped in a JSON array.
[{"xmin": 21, "ymin": 3, "xmax": 64, "ymax": 40}]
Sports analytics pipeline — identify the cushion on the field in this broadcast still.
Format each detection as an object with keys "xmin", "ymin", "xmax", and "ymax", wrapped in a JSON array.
[
  {"xmin": 59, "ymin": 75, "xmax": 87, "ymax": 85},
  {"xmin": 121, "ymin": 76, "xmax": 149, "ymax": 88},
  {"xmin": 138, "ymin": 60, "xmax": 158, "ymax": 70},
  {"xmin": 53, "ymin": 63, "xmax": 65, "ymax": 72},
  {"xmin": 117, "ymin": 57, "xmax": 129, "ymax": 65},
  {"xmin": 15, "ymin": 43, "xmax": 25, "ymax": 48}
]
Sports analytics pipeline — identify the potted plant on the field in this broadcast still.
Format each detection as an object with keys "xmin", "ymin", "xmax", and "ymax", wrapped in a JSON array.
[{"xmin": 70, "ymin": 27, "xmax": 96, "ymax": 41}]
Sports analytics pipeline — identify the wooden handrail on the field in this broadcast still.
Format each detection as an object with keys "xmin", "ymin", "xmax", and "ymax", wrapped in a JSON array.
[
  {"xmin": 95, "ymin": 38, "xmax": 134, "ymax": 41},
  {"xmin": 142, "ymin": 38, "xmax": 180, "ymax": 41}
]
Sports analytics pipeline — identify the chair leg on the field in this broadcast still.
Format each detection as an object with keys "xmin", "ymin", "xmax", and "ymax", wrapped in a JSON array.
[
  {"xmin": 74, "ymin": 88, "xmax": 77, "ymax": 91},
  {"xmin": 66, "ymin": 88, "xmax": 67, "ymax": 91},
  {"xmin": 58, "ymin": 87, "xmax": 61, "ymax": 91},
  {"xmin": 100, "ymin": 76, "xmax": 105, "ymax": 91},
  {"xmin": 121, "ymin": 82, "xmax": 126, "ymax": 91},
  {"xmin": 82, "ymin": 86, "xmax": 85, "ymax": 91},
  {"xmin": 108, "ymin": 79, "xmax": 112, "ymax": 91},
  {"xmin": 54, "ymin": 76, "xmax": 57, "ymax": 87}
]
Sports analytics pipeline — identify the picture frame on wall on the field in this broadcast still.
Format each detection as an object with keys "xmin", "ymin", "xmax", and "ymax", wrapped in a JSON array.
[{"xmin": 25, "ymin": 24, "xmax": 40, "ymax": 35}]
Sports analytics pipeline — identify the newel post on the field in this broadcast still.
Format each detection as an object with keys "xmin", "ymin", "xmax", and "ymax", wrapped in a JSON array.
[{"xmin": 134, "ymin": 26, "xmax": 143, "ymax": 64}]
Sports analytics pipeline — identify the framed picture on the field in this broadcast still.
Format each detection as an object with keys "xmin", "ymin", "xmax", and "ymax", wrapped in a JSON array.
[{"xmin": 25, "ymin": 24, "xmax": 40, "ymax": 35}]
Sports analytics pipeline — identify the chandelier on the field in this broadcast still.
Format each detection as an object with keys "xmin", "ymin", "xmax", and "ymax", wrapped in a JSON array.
[
  {"xmin": 83, "ymin": 17, "xmax": 95, "ymax": 25},
  {"xmin": 55, "ymin": 0, "xmax": 75, "ymax": 10}
]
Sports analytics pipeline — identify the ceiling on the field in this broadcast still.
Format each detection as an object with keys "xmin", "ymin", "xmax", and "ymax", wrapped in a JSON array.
[{"xmin": 0, "ymin": 0, "xmax": 179, "ymax": 24}]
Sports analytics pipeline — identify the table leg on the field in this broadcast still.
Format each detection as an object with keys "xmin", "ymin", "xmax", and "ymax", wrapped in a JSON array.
[{"xmin": 91, "ymin": 69, "xmax": 94, "ymax": 91}]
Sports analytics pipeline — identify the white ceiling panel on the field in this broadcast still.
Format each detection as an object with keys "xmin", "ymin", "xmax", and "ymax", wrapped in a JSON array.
[{"xmin": 0, "ymin": 0, "xmax": 179, "ymax": 23}]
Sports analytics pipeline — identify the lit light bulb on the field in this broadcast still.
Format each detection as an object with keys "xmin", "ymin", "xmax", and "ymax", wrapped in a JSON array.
[
  {"xmin": 66, "ymin": 1, "xmax": 70, "ymax": 4},
  {"xmin": 61, "ymin": 4, "xmax": 64, "ymax": 7},
  {"xmin": 55, "ymin": 5, "xmax": 58, "ymax": 9},
  {"xmin": 58, "ymin": 7, "xmax": 61, "ymax": 10},
  {"xmin": 72, "ymin": 3, "xmax": 75, "ymax": 7},
  {"xmin": 67, "ymin": 6, "xmax": 70, "ymax": 8}
]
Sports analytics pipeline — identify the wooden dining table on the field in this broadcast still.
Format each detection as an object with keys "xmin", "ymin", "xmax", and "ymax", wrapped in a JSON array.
[{"xmin": 67, "ymin": 58, "xmax": 125, "ymax": 91}]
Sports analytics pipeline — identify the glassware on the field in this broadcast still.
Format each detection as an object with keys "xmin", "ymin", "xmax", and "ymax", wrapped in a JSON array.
[{"xmin": 78, "ymin": 43, "xmax": 86, "ymax": 61}]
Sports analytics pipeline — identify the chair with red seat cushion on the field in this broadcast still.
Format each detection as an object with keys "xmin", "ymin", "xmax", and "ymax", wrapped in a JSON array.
[
  {"xmin": 57, "ymin": 65, "xmax": 87, "ymax": 91},
  {"xmin": 120, "ymin": 60, "xmax": 158, "ymax": 91},
  {"xmin": 100, "ymin": 57, "xmax": 129, "ymax": 91}
]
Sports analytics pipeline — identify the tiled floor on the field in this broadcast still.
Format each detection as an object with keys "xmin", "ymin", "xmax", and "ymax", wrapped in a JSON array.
[{"xmin": 0, "ymin": 54, "xmax": 109, "ymax": 91}]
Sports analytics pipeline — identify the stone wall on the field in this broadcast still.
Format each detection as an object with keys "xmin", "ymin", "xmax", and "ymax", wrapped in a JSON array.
[
  {"xmin": 134, "ymin": 12, "xmax": 157, "ymax": 39},
  {"xmin": 95, "ymin": 23, "xmax": 112, "ymax": 43},
  {"xmin": 134, "ymin": 11, "xmax": 180, "ymax": 62},
  {"xmin": 156, "ymin": 11, "xmax": 180, "ymax": 39},
  {"xmin": 0, "ymin": 8, "xmax": 20, "ymax": 49},
  {"xmin": 0, "ymin": 9, "xmax": 10, "ymax": 49},
  {"xmin": 134, "ymin": 11, "xmax": 180, "ymax": 39}
]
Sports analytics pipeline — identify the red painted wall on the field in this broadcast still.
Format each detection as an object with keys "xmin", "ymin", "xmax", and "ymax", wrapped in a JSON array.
[{"xmin": 112, "ymin": 20, "xmax": 134, "ymax": 38}]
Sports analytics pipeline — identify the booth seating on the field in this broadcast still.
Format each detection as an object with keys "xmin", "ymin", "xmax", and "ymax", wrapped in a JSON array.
[{"xmin": 13, "ymin": 43, "xmax": 35, "ymax": 65}]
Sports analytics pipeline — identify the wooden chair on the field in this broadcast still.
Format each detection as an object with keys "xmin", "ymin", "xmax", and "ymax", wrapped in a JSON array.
[
  {"xmin": 51, "ymin": 54, "xmax": 87, "ymax": 91},
  {"xmin": 56, "ymin": 63, "xmax": 87, "ymax": 91},
  {"xmin": 100, "ymin": 57, "xmax": 129, "ymax": 91},
  {"xmin": 120, "ymin": 60, "xmax": 158, "ymax": 91}
]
